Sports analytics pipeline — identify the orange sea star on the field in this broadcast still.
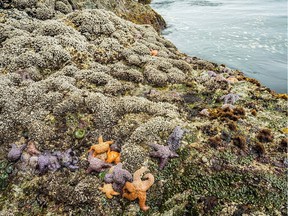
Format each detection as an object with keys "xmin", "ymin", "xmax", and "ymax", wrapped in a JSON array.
[
  {"xmin": 98, "ymin": 183, "xmax": 120, "ymax": 199},
  {"xmin": 123, "ymin": 167, "xmax": 154, "ymax": 211},
  {"xmin": 150, "ymin": 50, "xmax": 158, "ymax": 56},
  {"xmin": 88, "ymin": 135, "xmax": 113, "ymax": 157},
  {"xmin": 106, "ymin": 149, "xmax": 121, "ymax": 164}
]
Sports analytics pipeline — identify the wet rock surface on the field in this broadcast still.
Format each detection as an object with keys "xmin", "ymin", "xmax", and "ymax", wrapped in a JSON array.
[{"xmin": 0, "ymin": 1, "xmax": 287, "ymax": 215}]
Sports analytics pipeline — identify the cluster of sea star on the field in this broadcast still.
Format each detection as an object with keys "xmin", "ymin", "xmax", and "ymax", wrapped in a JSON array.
[
  {"xmin": 87, "ymin": 136, "xmax": 154, "ymax": 211},
  {"xmin": 87, "ymin": 127, "xmax": 185, "ymax": 211},
  {"xmin": 86, "ymin": 135, "xmax": 121, "ymax": 173},
  {"xmin": 7, "ymin": 140, "xmax": 79, "ymax": 174},
  {"xmin": 86, "ymin": 135, "xmax": 156, "ymax": 211},
  {"xmin": 7, "ymin": 126, "xmax": 185, "ymax": 211},
  {"xmin": 203, "ymin": 70, "xmax": 239, "ymax": 84}
]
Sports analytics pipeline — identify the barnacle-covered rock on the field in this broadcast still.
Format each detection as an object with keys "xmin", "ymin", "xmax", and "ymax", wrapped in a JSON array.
[
  {"xmin": 0, "ymin": 2, "xmax": 286, "ymax": 216},
  {"xmin": 2, "ymin": 0, "xmax": 165, "ymax": 31}
]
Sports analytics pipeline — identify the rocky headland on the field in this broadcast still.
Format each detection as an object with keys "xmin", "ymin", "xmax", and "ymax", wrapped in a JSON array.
[{"xmin": 0, "ymin": 0, "xmax": 287, "ymax": 215}]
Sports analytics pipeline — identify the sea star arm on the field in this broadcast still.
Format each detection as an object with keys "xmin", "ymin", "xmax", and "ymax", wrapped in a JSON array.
[
  {"xmin": 105, "ymin": 141, "xmax": 114, "ymax": 145},
  {"xmin": 170, "ymin": 152, "xmax": 179, "ymax": 158},
  {"xmin": 112, "ymin": 183, "xmax": 122, "ymax": 192},
  {"xmin": 103, "ymin": 162, "xmax": 113, "ymax": 168},
  {"xmin": 133, "ymin": 167, "xmax": 148, "ymax": 181},
  {"xmin": 68, "ymin": 164, "xmax": 79, "ymax": 171},
  {"xmin": 20, "ymin": 144, "xmax": 27, "ymax": 151},
  {"xmin": 148, "ymin": 143, "xmax": 162, "ymax": 151},
  {"xmin": 66, "ymin": 148, "xmax": 72, "ymax": 154},
  {"xmin": 115, "ymin": 155, "xmax": 121, "ymax": 164},
  {"xmin": 159, "ymin": 157, "xmax": 169, "ymax": 170},
  {"xmin": 123, "ymin": 171, "xmax": 133, "ymax": 182},
  {"xmin": 111, "ymin": 190, "xmax": 120, "ymax": 196},
  {"xmin": 138, "ymin": 191, "xmax": 149, "ymax": 211},
  {"xmin": 104, "ymin": 173, "xmax": 113, "ymax": 183},
  {"xmin": 142, "ymin": 173, "xmax": 155, "ymax": 191},
  {"xmin": 86, "ymin": 166, "xmax": 93, "ymax": 173},
  {"xmin": 106, "ymin": 192, "xmax": 113, "ymax": 199},
  {"xmin": 149, "ymin": 151, "xmax": 161, "ymax": 158},
  {"xmin": 98, "ymin": 136, "xmax": 103, "ymax": 143}
]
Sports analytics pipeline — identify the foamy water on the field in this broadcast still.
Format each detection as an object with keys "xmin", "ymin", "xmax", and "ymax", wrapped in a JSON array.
[{"xmin": 151, "ymin": 0, "xmax": 287, "ymax": 93}]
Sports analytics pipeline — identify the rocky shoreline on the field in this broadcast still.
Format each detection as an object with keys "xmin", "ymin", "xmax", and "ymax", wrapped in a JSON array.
[{"xmin": 0, "ymin": 1, "xmax": 286, "ymax": 215}]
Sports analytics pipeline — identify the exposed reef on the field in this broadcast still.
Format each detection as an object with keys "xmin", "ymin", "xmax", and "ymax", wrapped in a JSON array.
[
  {"xmin": 0, "ymin": 1, "xmax": 287, "ymax": 215},
  {"xmin": 0, "ymin": 0, "xmax": 166, "ymax": 32}
]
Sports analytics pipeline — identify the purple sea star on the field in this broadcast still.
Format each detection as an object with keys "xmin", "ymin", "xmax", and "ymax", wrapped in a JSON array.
[
  {"xmin": 207, "ymin": 71, "xmax": 217, "ymax": 77},
  {"xmin": 221, "ymin": 93, "xmax": 240, "ymax": 104},
  {"xmin": 148, "ymin": 143, "xmax": 179, "ymax": 170},
  {"xmin": 202, "ymin": 71, "xmax": 227, "ymax": 83},
  {"xmin": 37, "ymin": 151, "xmax": 61, "ymax": 174},
  {"xmin": 53, "ymin": 149, "xmax": 79, "ymax": 171},
  {"xmin": 86, "ymin": 151, "xmax": 112, "ymax": 173},
  {"xmin": 7, "ymin": 143, "xmax": 27, "ymax": 162},
  {"xmin": 104, "ymin": 163, "xmax": 133, "ymax": 192},
  {"xmin": 167, "ymin": 126, "xmax": 185, "ymax": 152}
]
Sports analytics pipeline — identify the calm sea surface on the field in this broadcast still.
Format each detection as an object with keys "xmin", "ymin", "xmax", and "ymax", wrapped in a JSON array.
[{"xmin": 151, "ymin": 0, "xmax": 287, "ymax": 93}]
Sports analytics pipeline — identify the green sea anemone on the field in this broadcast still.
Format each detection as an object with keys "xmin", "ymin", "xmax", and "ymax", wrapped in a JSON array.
[{"xmin": 74, "ymin": 129, "xmax": 86, "ymax": 139}]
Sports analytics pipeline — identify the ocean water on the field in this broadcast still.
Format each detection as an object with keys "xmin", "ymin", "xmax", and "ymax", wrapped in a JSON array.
[{"xmin": 151, "ymin": 0, "xmax": 288, "ymax": 93}]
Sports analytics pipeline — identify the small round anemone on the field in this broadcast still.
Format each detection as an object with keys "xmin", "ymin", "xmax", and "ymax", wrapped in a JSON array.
[
  {"xmin": 98, "ymin": 171, "xmax": 107, "ymax": 180},
  {"xmin": 0, "ymin": 172, "xmax": 9, "ymax": 189},
  {"xmin": 5, "ymin": 165, "xmax": 13, "ymax": 174},
  {"xmin": 0, "ymin": 161, "xmax": 7, "ymax": 169},
  {"xmin": 74, "ymin": 129, "xmax": 86, "ymax": 139},
  {"xmin": 0, "ymin": 173, "xmax": 8, "ymax": 182}
]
